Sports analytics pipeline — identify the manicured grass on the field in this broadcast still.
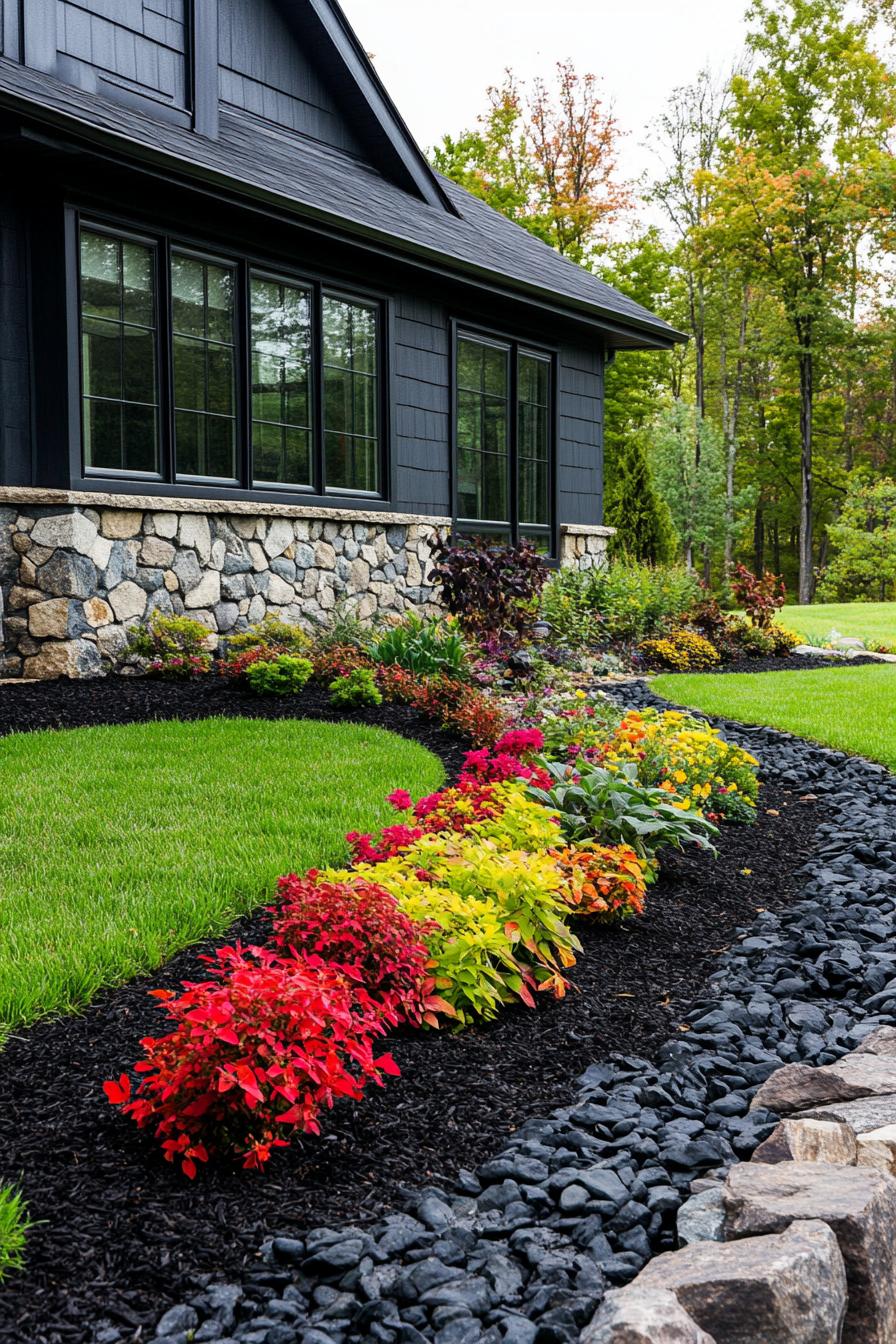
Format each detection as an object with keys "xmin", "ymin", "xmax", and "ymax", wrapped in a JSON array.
[
  {"xmin": 0, "ymin": 717, "xmax": 443, "ymax": 1033},
  {"xmin": 779, "ymin": 601, "xmax": 896, "ymax": 647},
  {"xmin": 654, "ymin": 665, "xmax": 896, "ymax": 772},
  {"xmin": 0, "ymin": 1187, "xmax": 29, "ymax": 1281}
]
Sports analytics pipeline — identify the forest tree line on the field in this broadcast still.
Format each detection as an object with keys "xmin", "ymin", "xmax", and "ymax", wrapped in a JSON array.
[{"xmin": 432, "ymin": 0, "xmax": 896, "ymax": 602}]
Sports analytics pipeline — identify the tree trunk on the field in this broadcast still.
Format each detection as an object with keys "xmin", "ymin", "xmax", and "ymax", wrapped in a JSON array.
[
  {"xmin": 753, "ymin": 500, "xmax": 765, "ymax": 574},
  {"xmin": 798, "ymin": 345, "xmax": 814, "ymax": 604},
  {"xmin": 722, "ymin": 288, "xmax": 750, "ymax": 574}
]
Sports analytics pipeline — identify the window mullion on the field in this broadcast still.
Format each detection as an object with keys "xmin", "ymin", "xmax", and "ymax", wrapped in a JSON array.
[
  {"xmin": 313, "ymin": 283, "xmax": 325, "ymax": 494},
  {"xmin": 509, "ymin": 343, "xmax": 520, "ymax": 545},
  {"xmin": 158, "ymin": 236, "xmax": 176, "ymax": 484},
  {"xmin": 237, "ymin": 259, "xmax": 251, "ymax": 489}
]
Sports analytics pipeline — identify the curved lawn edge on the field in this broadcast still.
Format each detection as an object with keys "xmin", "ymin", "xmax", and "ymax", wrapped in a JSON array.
[
  {"xmin": 653, "ymin": 662, "xmax": 896, "ymax": 774},
  {"xmin": 0, "ymin": 714, "xmax": 445, "ymax": 1034}
]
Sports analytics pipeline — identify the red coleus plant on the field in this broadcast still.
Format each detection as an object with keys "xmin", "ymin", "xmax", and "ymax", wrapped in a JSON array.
[
  {"xmin": 272, "ymin": 875, "xmax": 449, "ymax": 1027},
  {"xmin": 730, "ymin": 564, "xmax": 787, "ymax": 630},
  {"xmin": 104, "ymin": 945, "xmax": 398, "ymax": 1176}
]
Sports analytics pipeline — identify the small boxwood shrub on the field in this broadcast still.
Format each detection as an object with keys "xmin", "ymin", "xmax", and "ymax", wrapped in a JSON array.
[
  {"xmin": 245, "ymin": 654, "xmax": 313, "ymax": 696},
  {"xmin": 329, "ymin": 667, "xmax": 383, "ymax": 708}
]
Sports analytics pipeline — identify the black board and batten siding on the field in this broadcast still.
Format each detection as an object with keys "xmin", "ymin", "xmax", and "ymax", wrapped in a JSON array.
[
  {"xmin": 559, "ymin": 346, "xmax": 604, "ymax": 526},
  {"xmin": 0, "ymin": 204, "xmax": 31, "ymax": 488},
  {"xmin": 218, "ymin": 0, "xmax": 361, "ymax": 153}
]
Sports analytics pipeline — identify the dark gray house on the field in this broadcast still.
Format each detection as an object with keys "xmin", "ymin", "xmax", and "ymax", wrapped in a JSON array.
[{"xmin": 0, "ymin": 0, "xmax": 680, "ymax": 678}]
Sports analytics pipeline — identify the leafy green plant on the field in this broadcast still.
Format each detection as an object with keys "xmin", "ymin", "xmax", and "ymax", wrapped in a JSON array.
[
  {"xmin": 330, "ymin": 667, "xmax": 384, "ymax": 708},
  {"xmin": 431, "ymin": 536, "xmax": 548, "ymax": 639},
  {"xmin": 529, "ymin": 760, "xmax": 717, "ymax": 863},
  {"xmin": 733, "ymin": 622, "xmax": 775, "ymax": 657},
  {"xmin": 127, "ymin": 613, "xmax": 213, "ymax": 677},
  {"xmin": 585, "ymin": 562, "xmax": 701, "ymax": 642},
  {"xmin": 227, "ymin": 617, "xmax": 310, "ymax": 658},
  {"xmin": 307, "ymin": 601, "xmax": 378, "ymax": 652},
  {"xmin": 370, "ymin": 613, "xmax": 471, "ymax": 679},
  {"xmin": 0, "ymin": 1186, "xmax": 29, "ymax": 1281},
  {"xmin": 540, "ymin": 569, "xmax": 604, "ymax": 647},
  {"xmin": 245, "ymin": 654, "xmax": 313, "ymax": 696}
]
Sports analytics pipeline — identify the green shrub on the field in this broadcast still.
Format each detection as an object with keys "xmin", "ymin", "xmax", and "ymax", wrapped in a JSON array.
[
  {"xmin": 586, "ymin": 562, "xmax": 702, "ymax": 641},
  {"xmin": 766, "ymin": 624, "xmax": 803, "ymax": 655},
  {"xmin": 127, "ymin": 614, "xmax": 213, "ymax": 677},
  {"xmin": 330, "ymin": 667, "xmax": 383, "ymax": 708},
  {"xmin": 226, "ymin": 616, "xmax": 310, "ymax": 657},
  {"xmin": 540, "ymin": 569, "xmax": 604, "ymax": 647},
  {"xmin": 529, "ymin": 760, "xmax": 718, "ymax": 864},
  {"xmin": 369, "ymin": 613, "xmax": 470, "ymax": 679},
  {"xmin": 0, "ymin": 1186, "xmax": 29, "ymax": 1281},
  {"xmin": 245, "ymin": 654, "xmax": 314, "ymax": 696},
  {"xmin": 540, "ymin": 562, "xmax": 700, "ymax": 645},
  {"xmin": 733, "ymin": 622, "xmax": 775, "ymax": 657}
]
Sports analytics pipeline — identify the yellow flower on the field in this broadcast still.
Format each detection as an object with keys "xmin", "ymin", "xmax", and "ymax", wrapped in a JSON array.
[{"xmin": 674, "ymin": 770, "xmax": 687, "ymax": 784}]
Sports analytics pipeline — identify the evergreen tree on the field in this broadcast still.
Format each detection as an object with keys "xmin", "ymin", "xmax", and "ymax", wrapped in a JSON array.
[{"xmin": 604, "ymin": 437, "xmax": 678, "ymax": 564}]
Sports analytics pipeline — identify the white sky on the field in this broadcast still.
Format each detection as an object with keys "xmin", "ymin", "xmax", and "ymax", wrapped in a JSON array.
[{"xmin": 340, "ymin": 0, "xmax": 751, "ymax": 190}]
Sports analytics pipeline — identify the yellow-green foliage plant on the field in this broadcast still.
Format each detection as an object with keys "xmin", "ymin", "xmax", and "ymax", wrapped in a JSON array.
[{"xmin": 327, "ymin": 833, "xmax": 581, "ymax": 1025}]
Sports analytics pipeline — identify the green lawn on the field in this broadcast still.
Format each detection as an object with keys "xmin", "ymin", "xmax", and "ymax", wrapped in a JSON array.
[
  {"xmin": 780, "ymin": 601, "xmax": 896, "ymax": 647},
  {"xmin": 0, "ymin": 716, "xmax": 443, "ymax": 1034},
  {"xmin": 654, "ymin": 664, "xmax": 896, "ymax": 772}
]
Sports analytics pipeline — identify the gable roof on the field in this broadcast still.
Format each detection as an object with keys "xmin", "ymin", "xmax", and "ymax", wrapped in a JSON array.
[
  {"xmin": 0, "ymin": 0, "xmax": 685, "ymax": 350},
  {"xmin": 274, "ymin": 0, "xmax": 457, "ymax": 214}
]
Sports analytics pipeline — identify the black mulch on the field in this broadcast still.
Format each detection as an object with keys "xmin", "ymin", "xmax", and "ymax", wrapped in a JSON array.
[
  {"xmin": 0, "ymin": 679, "xmax": 820, "ymax": 1344},
  {"xmin": 654, "ymin": 653, "xmax": 883, "ymax": 675}
]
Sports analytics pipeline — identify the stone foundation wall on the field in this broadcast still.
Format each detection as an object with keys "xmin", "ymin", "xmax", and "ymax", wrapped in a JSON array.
[{"xmin": 0, "ymin": 490, "xmax": 614, "ymax": 680}]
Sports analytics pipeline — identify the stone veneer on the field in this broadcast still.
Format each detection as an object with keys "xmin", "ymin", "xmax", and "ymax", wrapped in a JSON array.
[{"xmin": 0, "ymin": 489, "xmax": 613, "ymax": 680}]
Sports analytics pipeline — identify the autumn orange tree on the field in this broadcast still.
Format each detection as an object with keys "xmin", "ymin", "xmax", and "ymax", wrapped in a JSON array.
[
  {"xmin": 432, "ymin": 61, "xmax": 631, "ymax": 266},
  {"xmin": 704, "ymin": 0, "xmax": 896, "ymax": 603}
]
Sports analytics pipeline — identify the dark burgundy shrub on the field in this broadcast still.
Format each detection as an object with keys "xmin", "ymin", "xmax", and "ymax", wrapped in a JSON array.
[{"xmin": 430, "ymin": 536, "xmax": 548, "ymax": 640}]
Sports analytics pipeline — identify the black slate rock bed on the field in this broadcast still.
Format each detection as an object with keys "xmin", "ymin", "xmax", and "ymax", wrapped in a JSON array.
[
  {"xmin": 133, "ymin": 682, "xmax": 896, "ymax": 1344},
  {"xmin": 0, "ymin": 688, "xmax": 815, "ymax": 1344}
]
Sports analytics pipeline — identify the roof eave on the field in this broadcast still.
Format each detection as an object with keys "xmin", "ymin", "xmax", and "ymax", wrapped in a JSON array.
[{"xmin": 1, "ymin": 86, "xmax": 684, "ymax": 348}]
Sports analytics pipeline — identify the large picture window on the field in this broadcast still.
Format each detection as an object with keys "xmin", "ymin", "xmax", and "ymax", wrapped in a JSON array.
[
  {"xmin": 455, "ymin": 331, "xmax": 554, "ymax": 552},
  {"xmin": 80, "ymin": 227, "xmax": 160, "ymax": 475},
  {"xmin": 77, "ymin": 219, "xmax": 384, "ymax": 498}
]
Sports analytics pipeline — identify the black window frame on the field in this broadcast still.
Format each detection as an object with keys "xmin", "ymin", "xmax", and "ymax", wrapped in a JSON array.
[
  {"xmin": 451, "ymin": 320, "xmax": 559, "ymax": 558},
  {"xmin": 70, "ymin": 210, "xmax": 390, "ymax": 505}
]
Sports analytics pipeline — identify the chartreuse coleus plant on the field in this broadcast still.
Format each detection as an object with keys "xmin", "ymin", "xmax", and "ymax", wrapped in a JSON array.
[{"xmin": 329, "ymin": 834, "xmax": 581, "ymax": 1026}]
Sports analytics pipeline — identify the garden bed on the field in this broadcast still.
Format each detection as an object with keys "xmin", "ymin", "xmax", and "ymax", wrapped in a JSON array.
[
  {"xmin": 0, "ymin": 740, "xmax": 817, "ymax": 1343},
  {"xmin": 649, "ymin": 652, "xmax": 882, "ymax": 675}
]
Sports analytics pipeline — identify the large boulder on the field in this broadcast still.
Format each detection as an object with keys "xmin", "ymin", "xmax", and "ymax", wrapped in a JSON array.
[
  {"xmin": 582, "ymin": 1286, "xmax": 717, "ymax": 1343},
  {"xmin": 724, "ymin": 1161, "xmax": 896, "ymax": 1342},
  {"xmin": 750, "ymin": 1054, "xmax": 896, "ymax": 1116},
  {"xmin": 797, "ymin": 1094, "xmax": 896, "ymax": 1135},
  {"xmin": 752, "ymin": 1118, "xmax": 858, "ymax": 1167},
  {"xmin": 635, "ymin": 1220, "xmax": 845, "ymax": 1343}
]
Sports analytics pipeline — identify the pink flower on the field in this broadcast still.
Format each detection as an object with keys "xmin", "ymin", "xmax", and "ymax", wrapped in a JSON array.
[{"xmin": 387, "ymin": 789, "xmax": 413, "ymax": 812}]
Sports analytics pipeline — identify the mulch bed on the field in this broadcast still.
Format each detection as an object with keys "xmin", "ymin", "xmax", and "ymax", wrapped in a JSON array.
[
  {"xmin": 654, "ymin": 653, "xmax": 883, "ymax": 675},
  {"xmin": 0, "ymin": 679, "xmax": 820, "ymax": 1343}
]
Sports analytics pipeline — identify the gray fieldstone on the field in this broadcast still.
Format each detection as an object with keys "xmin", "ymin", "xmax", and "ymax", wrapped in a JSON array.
[
  {"xmin": 676, "ymin": 1188, "xmax": 726, "ymax": 1246},
  {"xmin": 724, "ymin": 1161, "xmax": 896, "ymax": 1342},
  {"xmin": 636, "ymin": 1220, "xmax": 846, "ymax": 1344},
  {"xmin": 37, "ymin": 551, "xmax": 98, "ymax": 599},
  {"xmin": 108, "ymin": 581, "xmax": 147, "ymax": 622},
  {"xmin": 582, "ymin": 1287, "xmax": 717, "ymax": 1343},
  {"xmin": 30, "ymin": 511, "xmax": 97, "ymax": 556},
  {"xmin": 184, "ymin": 571, "xmax": 221, "ymax": 610},
  {"xmin": 178, "ymin": 514, "xmax": 212, "ymax": 562}
]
